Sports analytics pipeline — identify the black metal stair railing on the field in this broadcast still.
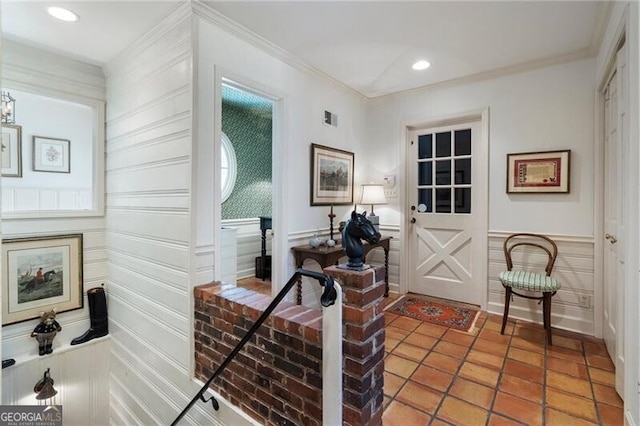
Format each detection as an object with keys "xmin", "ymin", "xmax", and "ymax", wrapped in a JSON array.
[{"xmin": 172, "ymin": 269, "xmax": 337, "ymax": 426}]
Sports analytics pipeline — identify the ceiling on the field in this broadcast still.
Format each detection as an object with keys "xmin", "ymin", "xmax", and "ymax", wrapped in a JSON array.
[{"xmin": 1, "ymin": 1, "xmax": 609, "ymax": 99}]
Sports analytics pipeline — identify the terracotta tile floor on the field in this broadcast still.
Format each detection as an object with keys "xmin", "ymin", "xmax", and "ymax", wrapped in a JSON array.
[
  {"xmin": 236, "ymin": 279, "xmax": 624, "ymax": 425},
  {"xmin": 382, "ymin": 298, "xmax": 624, "ymax": 426}
]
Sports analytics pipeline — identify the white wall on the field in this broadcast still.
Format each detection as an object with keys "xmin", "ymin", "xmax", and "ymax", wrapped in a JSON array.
[
  {"xmin": 1, "ymin": 42, "xmax": 109, "ymax": 423},
  {"xmin": 367, "ymin": 58, "xmax": 598, "ymax": 334},
  {"xmin": 194, "ymin": 12, "xmax": 368, "ymax": 246},
  {"xmin": 1, "ymin": 89, "xmax": 94, "ymax": 211},
  {"xmin": 193, "ymin": 3, "xmax": 368, "ymax": 304},
  {"xmin": 367, "ymin": 58, "xmax": 596, "ymax": 236},
  {"xmin": 103, "ymin": 2, "xmax": 368, "ymax": 423},
  {"xmin": 104, "ymin": 7, "xmax": 214, "ymax": 426}
]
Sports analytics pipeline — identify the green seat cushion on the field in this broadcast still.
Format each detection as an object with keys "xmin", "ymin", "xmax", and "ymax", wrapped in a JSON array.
[{"xmin": 499, "ymin": 270, "xmax": 561, "ymax": 292}]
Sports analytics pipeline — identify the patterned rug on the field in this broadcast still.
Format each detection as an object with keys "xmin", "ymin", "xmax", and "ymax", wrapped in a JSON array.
[{"xmin": 387, "ymin": 294, "xmax": 480, "ymax": 333}]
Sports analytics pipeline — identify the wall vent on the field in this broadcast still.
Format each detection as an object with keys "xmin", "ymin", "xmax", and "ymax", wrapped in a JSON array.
[{"xmin": 324, "ymin": 110, "xmax": 338, "ymax": 127}]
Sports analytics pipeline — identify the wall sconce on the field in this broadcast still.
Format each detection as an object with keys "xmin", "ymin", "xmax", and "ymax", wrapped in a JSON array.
[
  {"xmin": 34, "ymin": 368, "xmax": 58, "ymax": 405},
  {"xmin": 359, "ymin": 183, "xmax": 387, "ymax": 232},
  {"xmin": 1, "ymin": 91, "xmax": 16, "ymax": 124}
]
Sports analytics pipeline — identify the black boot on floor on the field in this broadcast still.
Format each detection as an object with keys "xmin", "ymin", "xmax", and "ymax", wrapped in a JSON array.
[{"xmin": 71, "ymin": 287, "xmax": 109, "ymax": 345}]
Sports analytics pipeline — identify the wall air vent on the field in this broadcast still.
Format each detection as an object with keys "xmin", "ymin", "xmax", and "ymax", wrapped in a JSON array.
[{"xmin": 324, "ymin": 110, "xmax": 338, "ymax": 127}]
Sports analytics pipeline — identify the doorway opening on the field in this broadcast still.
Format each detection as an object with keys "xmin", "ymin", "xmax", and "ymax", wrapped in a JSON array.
[{"xmin": 220, "ymin": 82, "xmax": 274, "ymax": 293}]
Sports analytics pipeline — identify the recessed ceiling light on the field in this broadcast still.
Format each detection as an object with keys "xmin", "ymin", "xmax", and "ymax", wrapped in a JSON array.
[
  {"xmin": 412, "ymin": 60, "xmax": 431, "ymax": 71},
  {"xmin": 47, "ymin": 6, "xmax": 79, "ymax": 22}
]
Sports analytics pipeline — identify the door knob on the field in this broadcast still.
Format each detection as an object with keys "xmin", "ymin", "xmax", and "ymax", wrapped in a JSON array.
[{"xmin": 410, "ymin": 218, "xmax": 416, "ymax": 224}]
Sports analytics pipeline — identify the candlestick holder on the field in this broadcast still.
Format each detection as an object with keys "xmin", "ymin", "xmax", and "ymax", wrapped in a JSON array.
[{"xmin": 328, "ymin": 205, "xmax": 336, "ymax": 242}]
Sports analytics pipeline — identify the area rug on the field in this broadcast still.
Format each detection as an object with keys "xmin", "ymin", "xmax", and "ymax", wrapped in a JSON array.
[{"xmin": 386, "ymin": 294, "xmax": 480, "ymax": 333}]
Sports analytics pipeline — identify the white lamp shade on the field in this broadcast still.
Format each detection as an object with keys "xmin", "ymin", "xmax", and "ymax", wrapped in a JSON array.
[{"xmin": 360, "ymin": 184, "xmax": 387, "ymax": 205}]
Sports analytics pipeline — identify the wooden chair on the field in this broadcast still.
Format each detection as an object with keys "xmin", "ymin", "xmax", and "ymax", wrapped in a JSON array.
[{"xmin": 499, "ymin": 233, "xmax": 561, "ymax": 345}]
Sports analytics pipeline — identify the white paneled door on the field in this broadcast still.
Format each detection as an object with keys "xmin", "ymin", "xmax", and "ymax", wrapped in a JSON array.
[
  {"xmin": 603, "ymin": 43, "xmax": 626, "ymax": 397},
  {"xmin": 407, "ymin": 119, "xmax": 486, "ymax": 306}
]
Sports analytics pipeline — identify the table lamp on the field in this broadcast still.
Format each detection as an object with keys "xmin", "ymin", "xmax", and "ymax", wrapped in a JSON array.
[{"xmin": 359, "ymin": 183, "xmax": 387, "ymax": 232}]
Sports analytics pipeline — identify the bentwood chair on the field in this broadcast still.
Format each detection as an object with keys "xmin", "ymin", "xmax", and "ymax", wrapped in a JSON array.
[{"xmin": 499, "ymin": 233, "xmax": 561, "ymax": 345}]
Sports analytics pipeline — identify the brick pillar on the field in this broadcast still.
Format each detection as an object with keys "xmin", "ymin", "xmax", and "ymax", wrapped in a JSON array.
[{"xmin": 324, "ymin": 265, "xmax": 386, "ymax": 426}]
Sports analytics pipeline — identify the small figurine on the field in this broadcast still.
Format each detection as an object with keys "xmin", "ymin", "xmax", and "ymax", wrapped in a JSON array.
[{"xmin": 31, "ymin": 309, "xmax": 62, "ymax": 356}]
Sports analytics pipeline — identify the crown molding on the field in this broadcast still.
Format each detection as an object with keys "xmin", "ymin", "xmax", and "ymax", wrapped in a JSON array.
[
  {"xmin": 589, "ymin": 0, "xmax": 614, "ymax": 56},
  {"xmin": 369, "ymin": 48, "xmax": 593, "ymax": 104},
  {"xmin": 190, "ymin": 0, "xmax": 368, "ymax": 103},
  {"xmin": 103, "ymin": 0, "xmax": 608, "ymax": 104},
  {"xmin": 105, "ymin": 2, "xmax": 193, "ymax": 77}
]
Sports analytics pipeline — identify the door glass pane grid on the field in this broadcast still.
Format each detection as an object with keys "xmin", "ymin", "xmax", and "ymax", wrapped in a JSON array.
[{"xmin": 416, "ymin": 128, "xmax": 473, "ymax": 215}]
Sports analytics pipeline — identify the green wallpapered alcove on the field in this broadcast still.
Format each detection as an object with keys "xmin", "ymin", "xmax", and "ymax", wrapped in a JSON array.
[{"xmin": 221, "ymin": 85, "xmax": 273, "ymax": 220}]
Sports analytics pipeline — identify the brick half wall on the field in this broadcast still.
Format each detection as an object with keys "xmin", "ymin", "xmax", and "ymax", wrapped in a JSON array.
[
  {"xmin": 195, "ymin": 284, "xmax": 323, "ymax": 425},
  {"xmin": 194, "ymin": 265, "xmax": 386, "ymax": 426}
]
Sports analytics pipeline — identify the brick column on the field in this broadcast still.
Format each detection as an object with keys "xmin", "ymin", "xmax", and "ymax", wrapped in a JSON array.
[{"xmin": 324, "ymin": 265, "xmax": 386, "ymax": 426}]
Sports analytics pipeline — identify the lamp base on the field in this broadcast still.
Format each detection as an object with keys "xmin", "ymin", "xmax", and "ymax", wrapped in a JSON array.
[{"xmin": 367, "ymin": 213, "xmax": 380, "ymax": 233}]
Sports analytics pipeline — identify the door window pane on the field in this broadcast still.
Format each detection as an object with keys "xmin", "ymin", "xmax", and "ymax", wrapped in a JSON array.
[
  {"xmin": 455, "ymin": 188, "xmax": 471, "ymax": 214},
  {"xmin": 455, "ymin": 129, "xmax": 472, "ymax": 156},
  {"xmin": 418, "ymin": 161, "xmax": 432, "ymax": 185},
  {"xmin": 435, "ymin": 132, "xmax": 451, "ymax": 157},
  {"xmin": 455, "ymin": 159, "xmax": 471, "ymax": 184},
  {"xmin": 435, "ymin": 160, "xmax": 451, "ymax": 185},
  {"xmin": 418, "ymin": 134, "xmax": 432, "ymax": 159},
  {"xmin": 418, "ymin": 189, "xmax": 432, "ymax": 212},
  {"xmin": 435, "ymin": 188, "xmax": 451, "ymax": 213}
]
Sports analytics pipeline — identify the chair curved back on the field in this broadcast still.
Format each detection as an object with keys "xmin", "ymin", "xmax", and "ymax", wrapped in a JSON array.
[{"xmin": 503, "ymin": 233, "xmax": 557, "ymax": 277}]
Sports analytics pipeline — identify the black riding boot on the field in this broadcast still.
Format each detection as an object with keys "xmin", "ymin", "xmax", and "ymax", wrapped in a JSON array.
[{"xmin": 71, "ymin": 287, "xmax": 108, "ymax": 345}]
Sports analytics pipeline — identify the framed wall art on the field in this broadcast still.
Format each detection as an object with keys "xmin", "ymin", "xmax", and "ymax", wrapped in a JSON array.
[
  {"xmin": 310, "ymin": 143, "xmax": 354, "ymax": 206},
  {"xmin": 1, "ymin": 124, "xmax": 22, "ymax": 177},
  {"xmin": 2, "ymin": 234, "xmax": 83, "ymax": 325},
  {"xmin": 506, "ymin": 150, "xmax": 571, "ymax": 193},
  {"xmin": 33, "ymin": 136, "xmax": 70, "ymax": 173}
]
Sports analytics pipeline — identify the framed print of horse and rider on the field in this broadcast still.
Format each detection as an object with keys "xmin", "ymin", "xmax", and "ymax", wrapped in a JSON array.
[
  {"xmin": 310, "ymin": 143, "xmax": 354, "ymax": 206},
  {"xmin": 2, "ymin": 234, "xmax": 83, "ymax": 325}
]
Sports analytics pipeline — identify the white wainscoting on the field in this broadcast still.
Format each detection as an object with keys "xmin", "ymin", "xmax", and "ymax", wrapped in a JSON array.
[
  {"xmin": 487, "ymin": 231, "xmax": 596, "ymax": 335},
  {"xmin": 222, "ymin": 218, "xmax": 271, "ymax": 280},
  {"xmin": 196, "ymin": 220, "xmax": 270, "ymax": 286},
  {"xmin": 2, "ymin": 338, "xmax": 110, "ymax": 426},
  {"xmin": 2, "ymin": 187, "xmax": 93, "ymax": 212},
  {"xmin": 104, "ymin": 6, "xmax": 255, "ymax": 425}
]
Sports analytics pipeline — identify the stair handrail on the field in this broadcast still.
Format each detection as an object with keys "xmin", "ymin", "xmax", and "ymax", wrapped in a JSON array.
[{"xmin": 172, "ymin": 269, "xmax": 337, "ymax": 426}]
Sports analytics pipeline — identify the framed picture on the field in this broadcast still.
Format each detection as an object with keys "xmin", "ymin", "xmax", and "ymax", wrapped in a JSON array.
[
  {"xmin": 310, "ymin": 143, "xmax": 354, "ymax": 205},
  {"xmin": 1, "ymin": 124, "xmax": 22, "ymax": 177},
  {"xmin": 33, "ymin": 136, "xmax": 70, "ymax": 173},
  {"xmin": 507, "ymin": 150, "xmax": 571, "ymax": 193},
  {"xmin": 2, "ymin": 234, "xmax": 83, "ymax": 326}
]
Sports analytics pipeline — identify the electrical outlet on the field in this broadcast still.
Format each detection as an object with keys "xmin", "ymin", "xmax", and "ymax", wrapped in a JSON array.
[
  {"xmin": 578, "ymin": 294, "xmax": 590, "ymax": 308},
  {"xmin": 384, "ymin": 189, "xmax": 397, "ymax": 198}
]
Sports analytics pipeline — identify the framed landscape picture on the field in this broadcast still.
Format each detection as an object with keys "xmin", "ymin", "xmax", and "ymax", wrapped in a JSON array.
[
  {"xmin": 507, "ymin": 150, "xmax": 571, "ymax": 193},
  {"xmin": 310, "ymin": 143, "xmax": 354, "ymax": 206},
  {"xmin": 1, "ymin": 124, "xmax": 22, "ymax": 177},
  {"xmin": 2, "ymin": 234, "xmax": 83, "ymax": 325}
]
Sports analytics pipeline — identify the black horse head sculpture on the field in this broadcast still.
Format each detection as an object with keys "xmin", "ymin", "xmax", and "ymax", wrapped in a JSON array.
[{"xmin": 342, "ymin": 210, "xmax": 381, "ymax": 268}]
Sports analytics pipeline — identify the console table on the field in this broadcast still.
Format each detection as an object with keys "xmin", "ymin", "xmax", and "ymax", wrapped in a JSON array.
[{"xmin": 291, "ymin": 236, "xmax": 391, "ymax": 304}]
